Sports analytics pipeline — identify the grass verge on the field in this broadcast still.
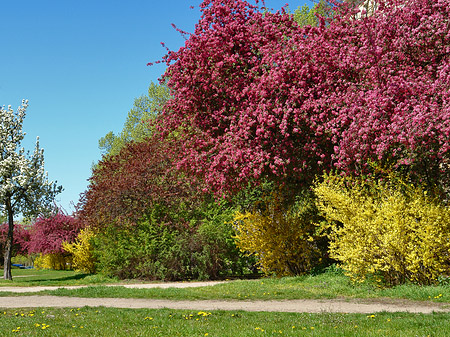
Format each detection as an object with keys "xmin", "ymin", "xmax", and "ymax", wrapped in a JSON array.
[
  {"xmin": 1, "ymin": 268, "xmax": 449, "ymax": 304},
  {"xmin": 0, "ymin": 268, "xmax": 117, "ymax": 287},
  {"xmin": 1, "ymin": 307, "xmax": 450, "ymax": 336}
]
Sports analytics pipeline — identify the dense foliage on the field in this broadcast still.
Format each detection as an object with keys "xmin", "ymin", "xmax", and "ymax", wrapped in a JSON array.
[
  {"xmin": 75, "ymin": 0, "xmax": 450, "ymax": 283},
  {"xmin": 82, "ymin": 135, "xmax": 252, "ymax": 280},
  {"xmin": 82, "ymin": 135, "xmax": 200, "ymax": 227}
]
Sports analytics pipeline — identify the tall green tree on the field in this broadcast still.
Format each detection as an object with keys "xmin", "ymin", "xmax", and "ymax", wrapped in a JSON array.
[
  {"xmin": 292, "ymin": 0, "xmax": 332, "ymax": 27},
  {"xmin": 98, "ymin": 82, "xmax": 170, "ymax": 157},
  {"xmin": 1, "ymin": 100, "xmax": 62, "ymax": 280}
]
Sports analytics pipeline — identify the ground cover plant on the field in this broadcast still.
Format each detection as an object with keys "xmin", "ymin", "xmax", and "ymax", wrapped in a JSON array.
[{"xmin": 1, "ymin": 307, "xmax": 450, "ymax": 336}]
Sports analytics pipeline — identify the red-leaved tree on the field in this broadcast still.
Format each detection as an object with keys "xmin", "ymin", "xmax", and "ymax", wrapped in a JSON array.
[
  {"xmin": 154, "ymin": 0, "xmax": 450, "ymax": 195},
  {"xmin": 27, "ymin": 213, "xmax": 84, "ymax": 255},
  {"xmin": 80, "ymin": 135, "xmax": 203, "ymax": 228},
  {"xmin": 0, "ymin": 223, "xmax": 30, "ymax": 262}
]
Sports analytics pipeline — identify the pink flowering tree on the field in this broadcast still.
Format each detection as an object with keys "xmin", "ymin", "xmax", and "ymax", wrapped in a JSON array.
[
  {"xmin": 154, "ymin": 0, "xmax": 450, "ymax": 196},
  {"xmin": 317, "ymin": 0, "xmax": 450, "ymax": 187},
  {"xmin": 154, "ymin": 0, "xmax": 333, "ymax": 195},
  {"xmin": 27, "ymin": 213, "xmax": 84, "ymax": 255}
]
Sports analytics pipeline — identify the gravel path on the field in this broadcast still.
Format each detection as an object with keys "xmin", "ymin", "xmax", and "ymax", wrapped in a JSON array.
[
  {"xmin": 1, "ymin": 282, "xmax": 449, "ymax": 314},
  {"xmin": 1, "ymin": 296, "xmax": 450, "ymax": 313}
]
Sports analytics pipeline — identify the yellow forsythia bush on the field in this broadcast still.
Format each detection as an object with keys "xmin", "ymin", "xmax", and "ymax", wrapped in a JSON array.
[
  {"xmin": 314, "ymin": 172, "xmax": 450, "ymax": 286},
  {"xmin": 233, "ymin": 191, "xmax": 326, "ymax": 276},
  {"xmin": 62, "ymin": 227, "xmax": 96, "ymax": 274},
  {"xmin": 34, "ymin": 253, "xmax": 72, "ymax": 270}
]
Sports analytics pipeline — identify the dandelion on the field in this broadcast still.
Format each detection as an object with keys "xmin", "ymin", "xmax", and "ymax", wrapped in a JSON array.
[
  {"xmin": 144, "ymin": 317, "xmax": 153, "ymax": 320},
  {"xmin": 35, "ymin": 324, "xmax": 41, "ymax": 327},
  {"xmin": 12, "ymin": 327, "xmax": 21, "ymax": 333}
]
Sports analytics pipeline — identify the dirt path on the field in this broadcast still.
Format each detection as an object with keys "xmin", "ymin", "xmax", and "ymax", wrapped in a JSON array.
[{"xmin": 1, "ymin": 282, "xmax": 449, "ymax": 314}]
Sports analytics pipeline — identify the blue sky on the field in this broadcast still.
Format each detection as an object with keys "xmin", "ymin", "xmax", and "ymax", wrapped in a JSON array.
[{"xmin": 1, "ymin": 0, "xmax": 309, "ymax": 215}]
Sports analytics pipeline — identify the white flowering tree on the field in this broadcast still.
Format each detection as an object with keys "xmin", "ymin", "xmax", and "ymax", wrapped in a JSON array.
[{"xmin": 1, "ymin": 100, "xmax": 62, "ymax": 280}]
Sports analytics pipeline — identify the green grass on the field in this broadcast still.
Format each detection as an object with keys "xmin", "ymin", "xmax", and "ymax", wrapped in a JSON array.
[
  {"xmin": 1, "ymin": 307, "xmax": 449, "ymax": 336},
  {"xmin": 0, "ymin": 268, "xmax": 118, "ymax": 287},
  {"xmin": 1, "ymin": 269, "xmax": 447, "ymax": 304}
]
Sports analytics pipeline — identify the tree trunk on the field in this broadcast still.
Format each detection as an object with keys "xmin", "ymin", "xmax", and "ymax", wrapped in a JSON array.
[{"xmin": 3, "ymin": 198, "xmax": 14, "ymax": 280}]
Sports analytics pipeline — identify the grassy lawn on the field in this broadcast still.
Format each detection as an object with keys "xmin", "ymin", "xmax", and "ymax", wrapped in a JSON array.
[
  {"xmin": 2, "ymin": 268, "xmax": 449, "ymax": 304},
  {"xmin": 1, "ymin": 307, "xmax": 450, "ymax": 336},
  {"xmin": 1, "ymin": 268, "xmax": 450, "ymax": 336},
  {"xmin": 0, "ymin": 268, "xmax": 117, "ymax": 287}
]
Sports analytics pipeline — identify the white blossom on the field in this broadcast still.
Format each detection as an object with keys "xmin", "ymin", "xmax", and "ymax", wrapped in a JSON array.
[{"xmin": 1, "ymin": 99, "xmax": 62, "ymax": 218}]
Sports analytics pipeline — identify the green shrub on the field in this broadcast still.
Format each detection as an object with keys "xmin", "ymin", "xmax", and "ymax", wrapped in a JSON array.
[
  {"xmin": 92, "ymin": 200, "xmax": 252, "ymax": 281},
  {"xmin": 314, "ymin": 171, "xmax": 450, "ymax": 286}
]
